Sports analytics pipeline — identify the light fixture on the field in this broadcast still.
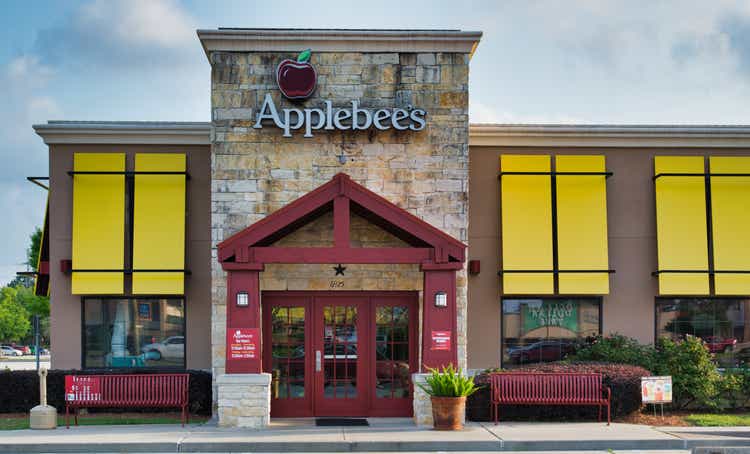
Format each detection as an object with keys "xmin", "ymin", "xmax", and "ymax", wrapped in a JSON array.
[
  {"xmin": 434, "ymin": 291, "xmax": 448, "ymax": 308},
  {"xmin": 236, "ymin": 291, "xmax": 249, "ymax": 307}
]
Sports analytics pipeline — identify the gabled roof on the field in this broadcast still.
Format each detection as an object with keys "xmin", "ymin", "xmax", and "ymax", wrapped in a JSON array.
[{"xmin": 218, "ymin": 173, "xmax": 466, "ymax": 264}]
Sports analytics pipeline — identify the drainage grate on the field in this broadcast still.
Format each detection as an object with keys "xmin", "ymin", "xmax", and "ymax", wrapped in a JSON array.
[{"xmin": 315, "ymin": 418, "xmax": 369, "ymax": 426}]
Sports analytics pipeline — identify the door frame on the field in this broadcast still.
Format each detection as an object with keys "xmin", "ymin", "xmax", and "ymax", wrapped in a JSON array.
[{"xmin": 262, "ymin": 290, "xmax": 418, "ymax": 418}]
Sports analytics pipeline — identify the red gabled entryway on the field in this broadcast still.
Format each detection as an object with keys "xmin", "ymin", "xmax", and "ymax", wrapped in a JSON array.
[{"xmin": 217, "ymin": 173, "xmax": 466, "ymax": 417}]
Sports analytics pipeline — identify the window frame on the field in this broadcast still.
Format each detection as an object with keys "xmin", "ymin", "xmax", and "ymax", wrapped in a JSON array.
[
  {"xmin": 80, "ymin": 295, "xmax": 187, "ymax": 371},
  {"xmin": 500, "ymin": 295, "xmax": 603, "ymax": 368}
]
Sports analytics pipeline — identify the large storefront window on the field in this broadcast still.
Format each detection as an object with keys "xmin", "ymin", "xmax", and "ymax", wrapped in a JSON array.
[
  {"xmin": 502, "ymin": 298, "xmax": 601, "ymax": 366},
  {"xmin": 83, "ymin": 298, "xmax": 185, "ymax": 369},
  {"xmin": 657, "ymin": 298, "xmax": 750, "ymax": 367}
]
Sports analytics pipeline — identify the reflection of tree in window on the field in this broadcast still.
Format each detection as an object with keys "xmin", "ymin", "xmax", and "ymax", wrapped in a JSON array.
[{"xmin": 657, "ymin": 298, "xmax": 750, "ymax": 368}]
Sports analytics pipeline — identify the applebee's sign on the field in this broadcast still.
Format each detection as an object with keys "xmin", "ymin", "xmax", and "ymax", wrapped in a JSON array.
[
  {"xmin": 277, "ymin": 49, "xmax": 316, "ymax": 99},
  {"xmin": 255, "ymin": 49, "xmax": 427, "ymax": 138}
]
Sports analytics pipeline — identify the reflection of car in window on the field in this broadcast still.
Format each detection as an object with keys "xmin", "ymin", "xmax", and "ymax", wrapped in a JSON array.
[
  {"xmin": 142, "ymin": 336, "xmax": 185, "ymax": 361},
  {"xmin": 324, "ymin": 343, "xmax": 357, "ymax": 359},
  {"xmin": 508, "ymin": 340, "xmax": 575, "ymax": 364},
  {"xmin": 703, "ymin": 336, "xmax": 737, "ymax": 354}
]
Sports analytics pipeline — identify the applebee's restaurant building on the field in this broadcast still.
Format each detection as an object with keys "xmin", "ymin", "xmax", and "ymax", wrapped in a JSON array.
[{"xmin": 31, "ymin": 28, "xmax": 750, "ymax": 427}]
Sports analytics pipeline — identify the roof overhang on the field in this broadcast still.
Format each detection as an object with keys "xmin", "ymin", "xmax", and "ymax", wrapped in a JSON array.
[
  {"xmin": 33, "ymin": 121, "xmax": 211, "ymax": 145},
  {"xmin": 197, "ymin": 28, "xmax": 482, "ymax": 60},
  {"xmin": 469, "ymin": 124, "xmax": 750, "ymax": 148},
  {"xmin": 32, "ymin": 122, "xmax": 750, "ymax": 148}
]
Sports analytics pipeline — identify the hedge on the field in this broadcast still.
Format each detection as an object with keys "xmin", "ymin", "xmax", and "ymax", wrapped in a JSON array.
[
  {"xmin": 0, "ymin": 369, "xmax": 212, "ymax": 415},
  {"xmin": 467, "ymin": 362, "xmax": 651, "ymax": 422}
]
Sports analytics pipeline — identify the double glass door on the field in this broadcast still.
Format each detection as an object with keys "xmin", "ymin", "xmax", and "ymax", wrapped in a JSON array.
[{"xmin": 263, "ymin": 292, "xmax": 416, "ymax": 418}]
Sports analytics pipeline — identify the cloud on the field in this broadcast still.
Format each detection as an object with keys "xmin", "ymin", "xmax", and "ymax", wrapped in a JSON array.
[
  {"xmin": 718, "ymin": 12, "xmax": 750, "ymax": 75},
  {"xmin": 34, "ymin": 0, "xmax": 198, "ymax": 68},
  {"xmin": 0, "ymin": 55, "xmax": 61, "ymax": 151},
  {"xmin": 469, "ymin": 101, "xmax": 586, "ymax": 125},
  {"xmin": 0, "ymin": 55, "xmax": 57, "ymax": 287}
]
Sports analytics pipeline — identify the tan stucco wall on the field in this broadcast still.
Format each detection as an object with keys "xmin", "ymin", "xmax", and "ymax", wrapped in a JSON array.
[
  {"xmin": 48, "ymin": 144, "xmax": 211, "ymax": 370},
  {"xmin": 467, "ymin": 145, "xmax": 750, "ymax": 370}
]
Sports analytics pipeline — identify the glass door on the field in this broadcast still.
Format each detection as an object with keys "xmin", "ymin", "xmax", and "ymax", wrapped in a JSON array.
[
  {"xmin": 264, "ymin": 294, "xmax": 312, "ymax": 417},
  {"xmin": 313, "ymin": 296, "xmax": 369, "ymax": 416},
  {"xmin": 370, "ymin": 295, "xmax": 416, "ymax": 416}
]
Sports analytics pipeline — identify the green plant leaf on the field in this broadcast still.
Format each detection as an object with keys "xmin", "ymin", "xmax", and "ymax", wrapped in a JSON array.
[
  {"xmin": 418, "ymin": 364, "xmax": 479, "ymax": 397},
  {"xmin": 297, "ymin": 49, "xmax": 311, "ymax": 63}
]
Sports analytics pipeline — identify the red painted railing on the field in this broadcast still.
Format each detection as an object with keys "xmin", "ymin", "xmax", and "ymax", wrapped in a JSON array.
[
  {"xmin": 64, "ymin": 374, "xmax": 189, "ymax": 428},
  {"xmin": 490, "ymin": 372, "xmax": 611, "ymax": 425}
]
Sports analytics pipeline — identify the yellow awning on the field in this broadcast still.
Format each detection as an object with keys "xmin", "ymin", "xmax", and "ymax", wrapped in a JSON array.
[
  {"xmin": 655, "ymin": 156, "xmax": 709, "ymax": 295},
  {"xmin": 710, "ymin": 157, "xmax": 750, "ymax": 295},
  {"xmin": 132, "ymin": 154, "xmax": 186, "ymax": 294},
  {"xmin": 72, "ymin": 153, "xmax": 125, "ymax": 294},
  {"xmin": 501, "ymin": 155, "xmax": 554, "ymax": 294},
  {"xmin": 556, "ymin": 155, "xmax": 610, "ymax": 294}
]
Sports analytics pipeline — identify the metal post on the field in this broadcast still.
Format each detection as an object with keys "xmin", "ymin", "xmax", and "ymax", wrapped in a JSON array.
[{"xmin": 34, "ymin": 315, "xmax": 40, "ymax": 372}]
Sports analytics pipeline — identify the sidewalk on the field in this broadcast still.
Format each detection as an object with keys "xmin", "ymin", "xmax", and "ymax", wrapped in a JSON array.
[{"xmin": 0, "ymin": 417, "xmax": 748, "ymax": 452}]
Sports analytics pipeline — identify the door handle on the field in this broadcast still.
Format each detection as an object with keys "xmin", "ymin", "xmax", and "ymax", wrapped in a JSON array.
[{"xmin": 315, "ymin": 350, "xmax": 322, "ymax": 372}]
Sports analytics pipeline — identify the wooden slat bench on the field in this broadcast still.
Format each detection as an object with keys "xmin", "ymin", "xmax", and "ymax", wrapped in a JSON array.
[
  {"xmin": 64, "ymin": 374, "xmax": 189, "ymax": 428},
  {"xmin": 490, "ymin": 372, "xmax": 611, "ymax": 425}
]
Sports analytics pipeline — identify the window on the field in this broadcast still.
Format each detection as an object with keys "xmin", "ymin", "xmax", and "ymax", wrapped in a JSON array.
[
  {"xmin": 657, "ymin": 298, "xmax": 750, "ymax": 367},
  {"xmin": 83, "ymin": 297, "xmax": 185, "ymax": 369},
  {"xmin": 502, "ymin": 298, "xmax": 601, "ymax": 366}
]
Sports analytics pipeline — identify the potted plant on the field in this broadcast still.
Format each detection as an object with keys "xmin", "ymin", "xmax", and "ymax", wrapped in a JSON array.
[{"xmin": 418, "ymin": 364, "xmax": 480, "ymax": 430}]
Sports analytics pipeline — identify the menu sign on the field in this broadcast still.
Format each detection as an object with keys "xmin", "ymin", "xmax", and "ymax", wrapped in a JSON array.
[
  {"xmin": 65, "ymin": 376, "xmax": 102, "ymax": 402},
  {"xmin": 431, "ymin": 330, "xmax": 452, "ymax": 351},
  {"xmin": 641, "ymin": 376, "xmax": 672, "ymax": 404},
  {"xmin": 228, "ymin": 328, "xmax": 259, "ymax": 360}
]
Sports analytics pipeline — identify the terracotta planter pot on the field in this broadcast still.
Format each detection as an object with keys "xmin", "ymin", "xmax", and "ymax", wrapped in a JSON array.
[{"xmin": 430, "ymin": 396, "xmax": 467, "ymax": 430}]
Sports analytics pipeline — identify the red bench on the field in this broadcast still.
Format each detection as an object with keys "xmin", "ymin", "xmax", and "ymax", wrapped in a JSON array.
[
  {"xmin": 64, "ymin": 374, "xmax": 189, "ymax": 428},
  {"xmin": 490, "ymin": 372, "xmax": 611, "ymax": 425}
]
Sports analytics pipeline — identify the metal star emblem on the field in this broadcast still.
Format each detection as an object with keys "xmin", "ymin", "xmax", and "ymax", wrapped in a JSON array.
[{"xmin": 333, "ymin": 264, "xmax": 346, "ymax": 276}]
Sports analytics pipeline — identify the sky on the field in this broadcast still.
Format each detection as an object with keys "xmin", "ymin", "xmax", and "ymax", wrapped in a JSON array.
[{"xmin": 1, "ymin": 0, "xmax": 750, "ymax": 286}]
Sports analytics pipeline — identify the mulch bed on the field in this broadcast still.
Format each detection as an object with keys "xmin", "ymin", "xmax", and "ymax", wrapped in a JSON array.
[{"xmin": 617, "ymin": 411, "xmax": 690, "ymax": 426}]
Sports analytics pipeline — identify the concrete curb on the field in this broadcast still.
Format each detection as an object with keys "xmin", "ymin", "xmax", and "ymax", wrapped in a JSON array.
[{"xmin": 1, "ymin": 438, "xmax": 750, "ymax": 452}]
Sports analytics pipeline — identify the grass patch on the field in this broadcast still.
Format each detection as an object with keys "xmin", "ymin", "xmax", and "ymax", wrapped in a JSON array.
[
  {"xmin": 0, "ymin": 413, "xmax": 209, "ymax": 430},
  {"xmin": 684, "ymin": 413, "xmax": 750, "ymax": 427}
]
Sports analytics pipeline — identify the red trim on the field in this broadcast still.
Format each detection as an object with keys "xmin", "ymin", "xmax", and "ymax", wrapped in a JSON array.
[
  {"xmin": 217, "ymin": 173, "xmax": 466, "ymax": 265},
  {"xmin": 333, "ymin": 195, "xmax": 350, "ymax": 248},
  {"xmin": 247, "ymin": 247, "xmax": 433, "ymax": 264}
]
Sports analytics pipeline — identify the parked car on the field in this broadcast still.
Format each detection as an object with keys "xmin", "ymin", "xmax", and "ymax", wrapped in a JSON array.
[
  {"xmin": 141, "ymin": 336, "xmax": 184, "ymax": 360},
  {"xmin": 0, "ymin": 346, "xmax": 24, "ymax": 357},
  {"xmin": 703, "ymin": 336, "xmax": 737, "ymax": 354}
]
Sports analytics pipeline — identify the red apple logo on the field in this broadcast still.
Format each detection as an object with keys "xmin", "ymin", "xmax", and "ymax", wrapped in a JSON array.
[{"xmin": 276, "ymin": 49, "xmax": 316, "ymax": 100}]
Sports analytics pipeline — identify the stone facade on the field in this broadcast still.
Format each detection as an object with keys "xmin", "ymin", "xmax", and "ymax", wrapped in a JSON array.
[
  {"xmin": 209, "ymin": 48, "xmax": 471, "ymax": 422},
  {"xmin": 217, "ymin": 373, "xmax": 271, "ymax": 428}
]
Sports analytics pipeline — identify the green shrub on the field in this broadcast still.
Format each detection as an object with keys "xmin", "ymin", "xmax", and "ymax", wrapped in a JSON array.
[
  {"xmin": 565, "ymin": 334, "xmax": 750, "ymax": 410},
  {"xmin": 418, "ymin": 364, "xmax": 479, "ymax": 397},
  {"xmin": 653, "ymin": 336, "xmax": 720, "ymax": 409},
  {"xmin": 571, "ymin": 334, "xmax": 657, "ymax": 370},
  {"xmin": 715, "ymin": 369, "xmax": 746, "ymax": 409}
]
